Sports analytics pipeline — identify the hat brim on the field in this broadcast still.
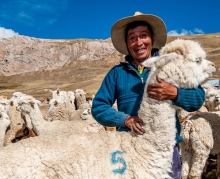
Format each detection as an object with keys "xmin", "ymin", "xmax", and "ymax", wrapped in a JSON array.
[{"xmin": 111, "ymin": 14, "xmax": 167, "ymax": 55}]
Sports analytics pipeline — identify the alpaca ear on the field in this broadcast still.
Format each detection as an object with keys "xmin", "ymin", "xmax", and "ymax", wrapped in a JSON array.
[
  {"xmin": 10, "ymin": 101, "xmax": 14, "ymax": 106},
  {"xmin": 30, "ymin": 101, "xmax": 35, "ymax": 108},
  {"xmin": 142, "ymin": 57, "xmax": 158, "ymax": 67},
  {"xmin": 57, "ymin": 89, "xmax": 60, "ymax": 95},
  {"xmin": 142, "ymin": 53, "xmax": 177, "ymax": 68}
]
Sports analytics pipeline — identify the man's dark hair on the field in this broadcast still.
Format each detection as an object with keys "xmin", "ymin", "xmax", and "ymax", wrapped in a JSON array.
[{"xmin": 124, "ymin": 21, "xmax": 154, "ymax": 42}]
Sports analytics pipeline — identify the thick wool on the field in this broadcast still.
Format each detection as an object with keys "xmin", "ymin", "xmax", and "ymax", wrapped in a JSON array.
[
  {"xmin": 0, "ymin": 39, "xmax": 215, "ymax": 179},
  {"xmin": 138, "ymin": 39, "xmax": 216, "ymax": 178},
  {"xmin": 181, "ymin": 111, "xmax": 220, "ymax": 179},
  {"xmin": 4, "ymin": 98, "xmax": 25, "ymax": 146},
  {"xmin": 0, "ymin": 112, "xmax": 10, "ymax": 147},
  {"xmin": 17, "ymin": 96, "xmax": 105, "ymax": 136}
]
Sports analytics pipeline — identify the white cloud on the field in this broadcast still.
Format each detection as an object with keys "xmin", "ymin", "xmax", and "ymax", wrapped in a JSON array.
[
  {"xmin": 168, "ymin": 28, "xmax": 204, "ymax": 36},
  {"xmin": 194, "ymin": 28, "xmax": 204, "ymax": 34},
  {"xmin": 0, "ymin": 27, "xmax": 18, "ymax": 39}
]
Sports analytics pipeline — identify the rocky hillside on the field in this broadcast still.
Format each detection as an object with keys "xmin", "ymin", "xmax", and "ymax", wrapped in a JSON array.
[
  {"xmin": 0, "ymin": 35, "xmax": 123, "ymax": 76},
  {"xmin": 0, "ymin": 33, "xmax": 219, "ymax": 99}
]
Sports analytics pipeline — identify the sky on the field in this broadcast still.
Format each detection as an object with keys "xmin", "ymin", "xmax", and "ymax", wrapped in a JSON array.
[{"xmin": 0, "ymin": 0, "xmax": 219, "ymax": 40}]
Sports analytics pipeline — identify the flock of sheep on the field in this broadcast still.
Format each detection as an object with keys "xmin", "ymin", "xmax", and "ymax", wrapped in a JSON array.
[{"xmin": 0, "ymin": 38, "xmax": 218, "ymax": 179}]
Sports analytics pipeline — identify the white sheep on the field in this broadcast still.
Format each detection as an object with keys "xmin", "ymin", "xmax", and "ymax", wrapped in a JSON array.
[
  {"xmin": 0, "ymin": 111, "xmax": 10, "ymax": 147},
  {"xmin": 17, "ymin": 95, "xmax": 105, "ymax": 136},
  {"xmin": 180, "ymin": 111, "xmax": 220, "ymax": 179},
  {"xmin": 0, "ymin": 39, "xmax": 215, "ymax": 178}
]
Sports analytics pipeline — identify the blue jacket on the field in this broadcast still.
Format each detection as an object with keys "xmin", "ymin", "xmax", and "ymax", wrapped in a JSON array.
[{"xmin": 91, "ymin": 53, "xmax": 205, "ymax": 144}]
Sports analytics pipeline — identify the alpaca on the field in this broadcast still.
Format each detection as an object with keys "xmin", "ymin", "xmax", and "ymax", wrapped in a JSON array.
[
  {"xmin": 180, "ymin": 111, "xmax": 220, "ymax": 179},
  {"xmin": 4, "ymin": 98, "xmax": 26, "ymax": 145},
  {"xmin": 0, "ymin": 112, "xmax": 10, "ymax": 147},
  {"xmin": 17, "ymin": 95, "xmax": 105, "ymax": 136}
]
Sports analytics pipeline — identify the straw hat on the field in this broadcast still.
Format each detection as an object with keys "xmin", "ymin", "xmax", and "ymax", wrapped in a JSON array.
[{"xmin": 111, "ymin": 11, "xmax": 167, "ymax": 55}]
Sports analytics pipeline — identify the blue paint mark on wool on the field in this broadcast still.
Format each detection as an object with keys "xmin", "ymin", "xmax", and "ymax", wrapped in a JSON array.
[{"xmin": 111, "ymin": 150, "xmax": 127, "ymax": 175}]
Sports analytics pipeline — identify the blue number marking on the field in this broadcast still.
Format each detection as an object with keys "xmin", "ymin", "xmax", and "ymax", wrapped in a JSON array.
[{"xmin": 111, "ymin": 150, "xmax": 127, "ymax": 175}]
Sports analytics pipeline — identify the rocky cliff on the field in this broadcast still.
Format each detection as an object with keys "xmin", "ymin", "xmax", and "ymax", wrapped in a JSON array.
[{"xmin": 0, "ymin": 35, "xmax": 123, "ymax": 76}]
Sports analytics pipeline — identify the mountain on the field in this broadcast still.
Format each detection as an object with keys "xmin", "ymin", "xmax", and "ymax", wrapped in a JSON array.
[{"xmin": 0, "ymin": 33, "xmax": 219, "ymax": 99}]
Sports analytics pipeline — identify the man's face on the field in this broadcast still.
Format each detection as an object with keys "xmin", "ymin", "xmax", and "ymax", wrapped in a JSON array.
[{"xmin": 126, "ymin": 25, "xmax": 153, "ymax": 63}]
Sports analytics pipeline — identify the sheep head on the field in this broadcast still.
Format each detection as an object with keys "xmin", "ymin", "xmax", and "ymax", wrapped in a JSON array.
[{"xmin": 142, "ymin": 39, "xmax": 216, "ymax": 88}]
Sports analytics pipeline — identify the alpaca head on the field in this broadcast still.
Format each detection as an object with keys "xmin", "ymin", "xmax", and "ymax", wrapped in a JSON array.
[
  {"xmin": 142, "ymin": 39, "xmax": 216, "ymax": 88},
  {"xmin": 16, "ymin": 96, "xmax": 39, "ymax": 115}
]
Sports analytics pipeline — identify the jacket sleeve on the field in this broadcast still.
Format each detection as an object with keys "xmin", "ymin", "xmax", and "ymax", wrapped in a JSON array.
[
  {"xmin": 91, "ymin": 68, "xmax": 129, "ymax": 127},
  {"xmin": 172, "ymin": 85, "xmax": 205, "ymax": 112}
]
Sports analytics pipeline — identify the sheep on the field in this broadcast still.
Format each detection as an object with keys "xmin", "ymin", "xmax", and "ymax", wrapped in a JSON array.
[
  {"xmin": 180, "ymin": 111, "xmax": 220, "ymax": 179},
  {"xmin": 0, "ymin": 39, "xmax": 215, "ymax": 179},
  {"xmin": 17, "ymin": 95, "xmax": 105, "ymax": 136},
  {"xmin": 0, "ymin": 111, "xmax": 10, "ymax": 147}
]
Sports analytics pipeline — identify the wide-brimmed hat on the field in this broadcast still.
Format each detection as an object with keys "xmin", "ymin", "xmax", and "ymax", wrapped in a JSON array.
[{"xmin": 111, "ymin": 11, "xmax": 167, "ymax": 55}]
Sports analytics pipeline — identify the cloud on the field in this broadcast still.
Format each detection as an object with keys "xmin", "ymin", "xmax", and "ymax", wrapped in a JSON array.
[
  {"xmin": 168, "ymin": 28, "xmax": 204, "ymax": 36},
  {"xmin": 0, "ymin": 0, "xmax": 68, "ymax": 29},
  {"xmin": 0, "ymin": 27, "xmax": 18, "ymax": 39}
]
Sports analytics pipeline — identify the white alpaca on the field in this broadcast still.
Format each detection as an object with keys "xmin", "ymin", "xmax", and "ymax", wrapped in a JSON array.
[
  {"xmin": 181, "ymin": 111, "xmax": 220, "ymax": 179},
  {"xmin": 44, "ymin": 98, "xmax": 85, "ymax": 121},
  {"xmin": 0, "ymin": 39, "xmax": 215, "ymax": 179},
  {"xmin": 17, "ymin": 95, "xmax": 105, "ymax": 136},
  {"xmin": 75, "ymin": 89, "xmax": 90, "ymax": 110},
  {"xmin": 44, "ymin": 98, "xmax": 75, "ymax": 121},
  {"xmin": 4, "ymin": 98, "xmax": 25, "ymax": 146},
  {"xmin": 136, "ymin": 38, "xmax": 215, "ymax": 178},
  {"xmin": 0, "ymin": 112, "xmax": 10, "ymax": 147}
]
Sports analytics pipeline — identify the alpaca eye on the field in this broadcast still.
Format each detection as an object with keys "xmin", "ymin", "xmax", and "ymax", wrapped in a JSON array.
[{"xmin": 195, "ymin": 57, "xmax": 201, "ymax": 63}]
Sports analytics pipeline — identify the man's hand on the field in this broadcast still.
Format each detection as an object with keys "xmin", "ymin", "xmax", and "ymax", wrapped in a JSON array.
[
  {"xmin": 125, "ymin": 116, "xmax": 145, "ymax": 136},
  {"xmin": 147, "ymin": 76, "xmax": 177, "ymax": 100}
]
